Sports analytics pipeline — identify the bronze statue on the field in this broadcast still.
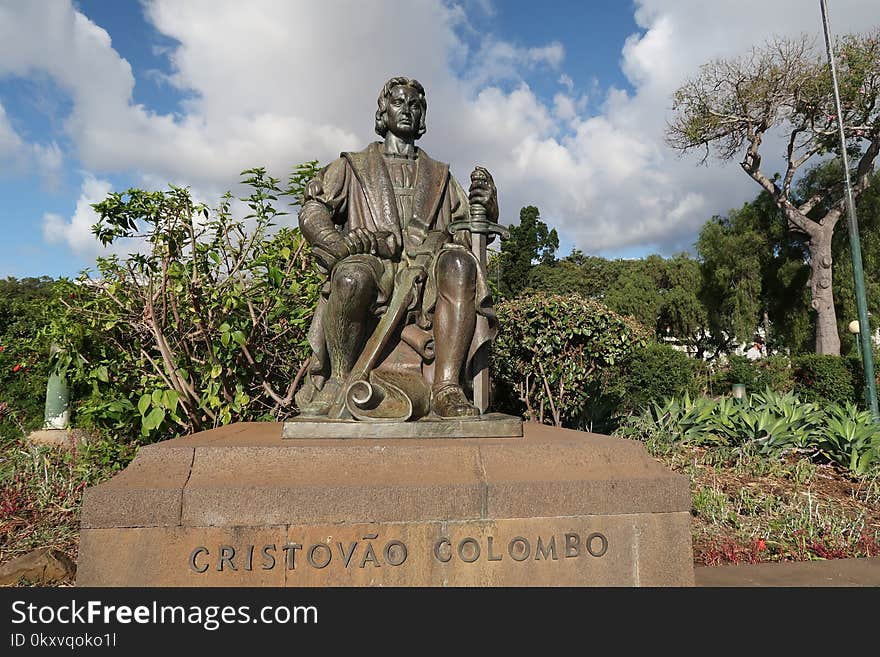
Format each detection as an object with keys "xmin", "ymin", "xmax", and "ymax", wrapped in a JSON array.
[{"xmin": 295, "ymin": 76, "xmax": 505, "ymax": 421}]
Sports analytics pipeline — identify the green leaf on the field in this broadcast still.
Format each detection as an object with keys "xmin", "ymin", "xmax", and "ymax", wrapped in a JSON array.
[
  {"xmin": 142, "ymin": 407, "xmax": 166, "ymax": 431},
  {"xmin": 211, "ymin": 364, "xmax": 222, "ymax": 379},
  {"xmin": 94, "ymin": 365, "xmax": 109, "ymax": 383},
  {"xmin": 138, "ymin": 393, "xmax": 152, "ymax": 416},
  {"xmin": 163, "ymin": 389, "xmax": 179, "ymax": 415}
]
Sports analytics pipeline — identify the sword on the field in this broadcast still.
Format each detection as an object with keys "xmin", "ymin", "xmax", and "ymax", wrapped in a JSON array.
[
  {"xmin": 447, "ymin": 166, "xmax": 509, "ymax": 414},
  {"xmin": 327, "ymin": 264, "xmax": 427, "ymax": 420}
]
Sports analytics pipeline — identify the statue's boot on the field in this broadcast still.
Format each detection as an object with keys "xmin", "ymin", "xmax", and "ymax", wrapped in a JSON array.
[{"xmin": 431, "ymin": 382, "xmax": 478, "ymax": 418}]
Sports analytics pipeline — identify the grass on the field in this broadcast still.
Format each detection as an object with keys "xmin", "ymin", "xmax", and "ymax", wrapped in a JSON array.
[{"xmin": 0, "ymin": 433, "xmax": 134, "ymax": 583}]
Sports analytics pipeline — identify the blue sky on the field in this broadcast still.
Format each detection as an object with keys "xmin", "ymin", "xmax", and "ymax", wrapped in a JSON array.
[{"xmin": 0, "ymin": 0, "xmax": 876, "ymax": 279}]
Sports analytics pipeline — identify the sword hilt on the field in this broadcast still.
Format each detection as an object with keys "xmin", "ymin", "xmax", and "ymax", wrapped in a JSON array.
[
  {"xmin": 447, "ymin": 166, "xmax": 510, "ymax": 240},
  {"xmin": 447, "ymin": 215, "xmax": 510, "ymax": 239}
]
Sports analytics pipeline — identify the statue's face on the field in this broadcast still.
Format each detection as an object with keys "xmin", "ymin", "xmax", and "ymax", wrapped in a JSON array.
[{"xmin": 385, "ymin": 85, "xmax": 423, "ymax": 140}]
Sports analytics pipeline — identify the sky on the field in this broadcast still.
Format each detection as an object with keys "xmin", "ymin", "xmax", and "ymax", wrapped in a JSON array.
[{"xmin": 0, "ymin": 0, "xmax": 877, "ymax": 279}]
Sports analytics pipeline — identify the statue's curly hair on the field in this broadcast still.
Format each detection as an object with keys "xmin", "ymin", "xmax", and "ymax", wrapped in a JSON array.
[{"xmin": 375, "ymin": 76, "xmax": 427, "ymax": 138}]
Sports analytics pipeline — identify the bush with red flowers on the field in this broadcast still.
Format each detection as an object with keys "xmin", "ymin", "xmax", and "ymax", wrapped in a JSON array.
[{"xmin": 0, "ymin": 276, "xmax": 56, "ymax": 443}]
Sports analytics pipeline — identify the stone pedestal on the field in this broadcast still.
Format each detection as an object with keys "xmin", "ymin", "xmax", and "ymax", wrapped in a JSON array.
[{"xmin": 76, "ymin": 422, "xmax": 694, "ymax": 586}]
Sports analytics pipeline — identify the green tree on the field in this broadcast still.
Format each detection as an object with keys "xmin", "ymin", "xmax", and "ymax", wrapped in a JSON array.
[
  {"xmin": 528, "ymin": 250, "xmax": 709, "ymax": 354},
  {"xmin": 668, "ymin": 29, "xmax": 880, "ymax": 355},
  {"xmin": 604, "ymin": 263, "xmax": 660, "ymax": 331},
  {"xmin": 697, "ymin": 190, "xmax": 817, "ymax": 355},
  {"xmin": 498, "ymin": 205, "xmax": 558, "ymax": 297},
  {"xmin": 601, "ymin": 254, "xmax": 707, "ymax": 354},
  {"xmin": 528, "ymin": 259, "xmax": 589, "ymax": 295},
  {"xmin": 698, "ymin": 195, "xmax": 776, "ymax": 348},
  {"xmin": 655, "ymin": 253, "xmax": 711, "ymax": 355},
  {"xmin": 529, "ymin": 249, "xmax": 618, "ymax": 298}
]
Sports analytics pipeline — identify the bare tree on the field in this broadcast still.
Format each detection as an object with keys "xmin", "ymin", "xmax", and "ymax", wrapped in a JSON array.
[{"xmin": 667, "ymin": 30, "xmax": 880, "ymax": 355}]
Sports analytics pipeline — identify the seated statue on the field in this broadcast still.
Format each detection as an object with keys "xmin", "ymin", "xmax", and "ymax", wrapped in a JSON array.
[{"xmin": 295, "ymin": 76, "xmax": 500, "ymax": 421}]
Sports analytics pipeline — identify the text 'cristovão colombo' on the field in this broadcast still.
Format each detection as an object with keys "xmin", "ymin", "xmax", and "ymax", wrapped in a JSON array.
[{"xmin": 188, "ymin": 531, "xmax": 608, "ymax": 573}]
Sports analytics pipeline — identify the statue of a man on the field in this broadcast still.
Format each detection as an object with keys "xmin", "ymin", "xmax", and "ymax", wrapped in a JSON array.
[{"xmin": 296, "ymin": 76, "xmax": 498, "ymax": 421}]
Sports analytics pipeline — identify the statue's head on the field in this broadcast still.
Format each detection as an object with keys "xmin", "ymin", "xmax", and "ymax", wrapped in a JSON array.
[{"xmin": 375, "ymin": 76, "xmax": 427, "ymax": 140}]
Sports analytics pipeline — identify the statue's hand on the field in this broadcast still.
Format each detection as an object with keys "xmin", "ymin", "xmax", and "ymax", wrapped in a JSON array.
[
  {"xmin": 468, "ymin": 166, "xmax": 498, "ymax": 222},
  {"xmin": 374, "ymin": 231, "xmax": 398, "ymax": 259},
  {"xmin": 343, "ymin": 228, "xmax": 398, "ymax": 259}
]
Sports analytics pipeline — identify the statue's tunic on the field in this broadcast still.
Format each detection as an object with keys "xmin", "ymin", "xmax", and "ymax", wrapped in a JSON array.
[{"xmin": 299, "ymin": 142, "xmax": 496, "ymax": 392}]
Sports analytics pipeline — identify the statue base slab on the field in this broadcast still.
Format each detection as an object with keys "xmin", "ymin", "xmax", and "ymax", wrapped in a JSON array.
[
  {"xmin": 282, "ymin": 412, "xmax": 522, "ymax": 439},
  {"xmin": 76, "ymin": 421, "xmax": 695, "ymax": 586}
]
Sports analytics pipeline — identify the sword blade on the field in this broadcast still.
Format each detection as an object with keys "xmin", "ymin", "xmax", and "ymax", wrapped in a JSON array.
[{"xmin": 471, "ymin": 231, "xmax": 490, "ymax": 413}]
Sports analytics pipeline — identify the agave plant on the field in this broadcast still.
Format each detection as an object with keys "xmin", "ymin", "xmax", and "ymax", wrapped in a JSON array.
[
  {"xmin": 820, "ymin": 403, "xmax": 880, "ymax": 475},
  {"xmin": 628, "ymin": 388, "xmax": 880, "ymax": 475},
  {"xmin": 749, "ymin": 388, "xmax": 821, "ymax": 449},
  {"xmin": 650, "ymin": 393, "xmax": 729, "ymax": 446}
]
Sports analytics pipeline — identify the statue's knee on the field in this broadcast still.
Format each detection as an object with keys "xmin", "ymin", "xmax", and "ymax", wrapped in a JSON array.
[
  {"xmin": 332, "ymin": 262, "xmax": 374, "ymax": 299},
  {"xmin": 437, "ymin": 250, "xmax": 476, "ymax": 290}
]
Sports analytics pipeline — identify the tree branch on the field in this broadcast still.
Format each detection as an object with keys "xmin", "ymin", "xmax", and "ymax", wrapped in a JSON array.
[{"xmin": 854, "ymin": 133, "xmax": 880, "ymax": 194}]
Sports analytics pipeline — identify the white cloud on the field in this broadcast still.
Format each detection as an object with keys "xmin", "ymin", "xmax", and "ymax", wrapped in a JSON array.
[
  {"xmin": 0, "ymin": 96, "xmax": 62, "ymax": 185},
  {"xmin": 0, "ymin": 101, "xmax": 24, "ymax": 166},
  {"xmin": 2, "ymin": 0, "xmax": 878, "ymax": 261},
  {"xmin": 42, "ymin": 174, "xmax": 112, "ymax": 255},
  {"xmin": 552, "ymin": 93, "xmax": 577, "ymax": 122},
  {"xmin": 32, "ymin": 141, "xmax": 63, "ymax": 190},
  {"xmin": 526, "ymin": 42, "xmax": 565, "ymax": 68},
  {"xmin": 466, "ymin": 36, "xmax": 565, "ymax": 87}
]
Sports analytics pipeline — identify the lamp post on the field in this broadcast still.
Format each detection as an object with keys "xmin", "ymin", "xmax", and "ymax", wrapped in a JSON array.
[
  {"xmin": 850, "ymin": 320, "xmax": 862, "ymax": 359},
  {"xmin": 820, "ymin": 0, "xmax": 879, "ymax": 419}
]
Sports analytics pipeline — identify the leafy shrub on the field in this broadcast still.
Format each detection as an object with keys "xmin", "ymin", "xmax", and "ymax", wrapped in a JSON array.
[
  {"xmin": 792, "ymin": 354, "xmax": 858, "ymax": 406},
  {"xmin": 753, "ymin": 355, "xmax": 796, "ymax": 393},
  {"xmin": 615, "ymin": 341, "xmax": 699, "ymax": 413},
  {"xmin": 492, "ymin": 293, "xmax": 649, "ymax": 430},
  {"xmin": 48, "ymin": 164, "xmax": 323, "ymax": 445},
  {"xmin": 709, "ymin": 354, "xmax": 794, "ymax": 397},
  {"xmin": 725, "ymin": 354, "xmax": 760, "ymax": 389},
  {"xmin": 842, "ymin": 353, "xmax": 869, "ymax": 406}
]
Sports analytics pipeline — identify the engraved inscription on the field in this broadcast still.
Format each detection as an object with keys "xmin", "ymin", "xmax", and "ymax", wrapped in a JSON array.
[{"xmin": 188, "ymin": 531, "xmax": 607, "ymax": 574}]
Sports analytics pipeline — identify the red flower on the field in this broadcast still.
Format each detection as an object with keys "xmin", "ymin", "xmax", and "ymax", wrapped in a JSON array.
[
  {"xmin": 12, "ymin": 364, "xmax": 21, "ymax": 373},
  {"xmin": 69, "ymin": 293, "xmax": 75, "ymax": 299},
  {"xmin": 0, "ymin": 346, "xmax": 4, "ymax": 352},
  {"xmin": 756, "ymin": 539, "xmax": 767, "ymax": 551}
]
